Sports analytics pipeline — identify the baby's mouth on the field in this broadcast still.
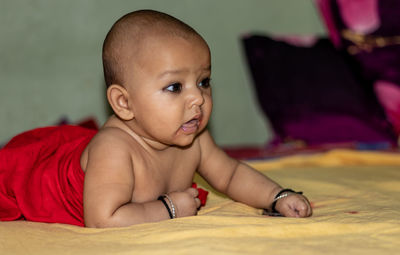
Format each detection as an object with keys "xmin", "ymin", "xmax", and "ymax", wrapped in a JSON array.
[{"xmin": 181, "ymin": 118, "xmax": 200, "ymax": 133}]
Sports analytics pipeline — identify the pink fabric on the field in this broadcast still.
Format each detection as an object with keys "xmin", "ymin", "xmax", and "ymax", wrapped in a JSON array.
[
  {"xmin": 374, "ymin": 81, "xmax": 400, "ymax": 135},
  {"xmin": 315, "ymin": 0, "xmax": 342, "ymax": 47},
  {"xmin": 337, "ymin": 0, "xmax": 380, "ymax": 34},
  {"xmin": 272, "ymin": 35, "xmax": 318, "ymax": 47},
  {"xmin": 315, "ymin": 0, "xmax": 380, "ymax": 46}
]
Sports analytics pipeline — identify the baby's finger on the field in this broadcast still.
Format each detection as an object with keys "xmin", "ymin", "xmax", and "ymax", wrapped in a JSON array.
[
  {"xmin": 299, "ymin": 196, "xmax": 312, "ymax": 217},
  {"xmin": 295, "ymin": 198, "xmax": 312, "ymax": 217},
  {"xmin": 195, "ymin": 197, "xmax": 201, "ymax": 209},
  {"xmin": 297, "ymin": 204, "xmax": 308, "ymax": 217},
  {"xmin": 185, "ymin": 187, "xmax": 199, "ymax": 198},
  {"xmin": 279, "ymin": 204, "xmax": 297, "ymax": 217}
]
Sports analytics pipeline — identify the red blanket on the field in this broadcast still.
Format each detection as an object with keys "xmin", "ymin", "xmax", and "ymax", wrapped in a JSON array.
[{"xmin": 0, "ymin": 125, "xmax": 96, "ymax": 226}]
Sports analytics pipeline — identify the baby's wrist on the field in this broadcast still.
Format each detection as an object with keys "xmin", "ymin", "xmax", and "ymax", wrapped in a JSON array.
[{"xmin": 158, "ymin": 194, "xmax": 176, "ymax": 219}]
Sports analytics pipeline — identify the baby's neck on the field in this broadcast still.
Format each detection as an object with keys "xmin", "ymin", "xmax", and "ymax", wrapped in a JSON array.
[{"xmin": 105, "ymin": 115, "xmax": 172, "ymax": 152}]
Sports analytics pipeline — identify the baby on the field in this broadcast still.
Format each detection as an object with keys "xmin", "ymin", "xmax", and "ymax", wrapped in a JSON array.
[{"xmin": 0, "ymin": 10, "xmax": 312, "ymax": 228}]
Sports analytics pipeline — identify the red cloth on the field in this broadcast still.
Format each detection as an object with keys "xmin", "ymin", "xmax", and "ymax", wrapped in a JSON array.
[
  {"xmin": 192, "ymin": 183, "xmax": 208, "ymax": 207},
  {"xmin": 0, "ymin": 125, "xmax": 96, "ymax": 226}
]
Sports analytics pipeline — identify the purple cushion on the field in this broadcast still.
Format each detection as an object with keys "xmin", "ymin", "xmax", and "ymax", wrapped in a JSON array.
[{"xmin": 242, "ymin": 35, "xmax": 396, "ymax": 145}]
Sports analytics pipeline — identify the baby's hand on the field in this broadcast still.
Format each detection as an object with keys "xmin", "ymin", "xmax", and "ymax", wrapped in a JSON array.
[
  {"xmin": 275, "ymin": 193, "xmax": 312, "ymax": 218},
  {"xmin": 168, "ymin": 188, "xmax": 201, "ymax": 218}
]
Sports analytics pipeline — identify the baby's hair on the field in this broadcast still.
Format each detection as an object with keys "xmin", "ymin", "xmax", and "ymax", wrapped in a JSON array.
[{"xmin": 102, "ymin": 9, "xmax": 204, "ymax": 88}]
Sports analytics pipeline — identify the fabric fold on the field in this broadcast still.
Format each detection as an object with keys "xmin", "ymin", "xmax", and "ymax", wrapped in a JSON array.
[{"xmin": 0, "ymin": 125, "xmax": 96, "ymax": 226}]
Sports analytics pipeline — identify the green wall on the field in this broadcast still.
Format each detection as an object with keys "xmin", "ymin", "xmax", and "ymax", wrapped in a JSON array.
[{"xmin": 0, "ymin": 0, "xmax": 325, "ymax": 146}]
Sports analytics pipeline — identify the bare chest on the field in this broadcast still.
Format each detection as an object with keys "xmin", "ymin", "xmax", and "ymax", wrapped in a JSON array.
[{"xmin": 130, "ymin": 147, "xmax": 200, "ymax": 203}]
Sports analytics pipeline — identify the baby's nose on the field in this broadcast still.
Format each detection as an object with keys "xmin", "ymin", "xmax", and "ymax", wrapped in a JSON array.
[{"xmin": 187, "ymin": 87, "xmax": 204, "ymax": 108}]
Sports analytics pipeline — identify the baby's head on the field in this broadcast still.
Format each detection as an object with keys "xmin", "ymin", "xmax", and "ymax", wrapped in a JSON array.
[
  {"xmin": 102, "ymin": 10, "xmax": 212, "ymax": 148},
  {"xmin": 102, "ymin": 9, "xmax": 208, "ymax": 88}
]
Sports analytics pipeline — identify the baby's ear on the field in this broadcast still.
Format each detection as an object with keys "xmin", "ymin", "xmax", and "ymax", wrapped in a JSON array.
[{"xmin": 107, "ymin": 84, "xmax": 134, "ymax": 120}]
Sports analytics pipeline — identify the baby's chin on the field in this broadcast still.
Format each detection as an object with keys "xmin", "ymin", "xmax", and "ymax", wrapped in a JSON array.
[
  {"xmin": 172, "ymin": 127, "xmax": 207, "ymax": 148},
  {"xmin": 171, "ymin": 134, "xmax": 199, "ymax": 148}
]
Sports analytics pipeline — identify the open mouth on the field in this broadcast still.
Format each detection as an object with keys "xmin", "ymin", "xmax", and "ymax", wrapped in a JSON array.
[{"xmin": 181, "ymin": 116, "xmax": 201, "ymax": 133}]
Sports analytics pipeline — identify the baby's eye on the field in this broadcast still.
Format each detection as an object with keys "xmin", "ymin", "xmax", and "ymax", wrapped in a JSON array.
[
  {"xmin": 198, "ymin": 78, "xmax": 211, "ymax": 89},
  {"xmin": 164, "ymin": 83, "xmax": 182, "ymax": 93}
]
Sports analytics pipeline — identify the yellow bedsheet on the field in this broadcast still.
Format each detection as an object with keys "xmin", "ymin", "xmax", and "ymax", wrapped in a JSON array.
[{"xmin": 1, "ymin": 149, "xmax": 400, "ymax": 255}]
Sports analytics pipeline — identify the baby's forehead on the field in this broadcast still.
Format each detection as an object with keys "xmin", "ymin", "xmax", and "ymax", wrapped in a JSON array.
[
  {"xmin": 123, "ymin": 34, "xmax": 210, "ymax": 80},
  {"xmin": 131, "ymin": 33, "xmax": 209, "ymax": 67}
]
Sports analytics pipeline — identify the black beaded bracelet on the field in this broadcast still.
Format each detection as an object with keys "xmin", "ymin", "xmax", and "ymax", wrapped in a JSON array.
[
  {"xmin": 158, "ymin": 196, "xmax": 173, "ymax": 219},
  {"xmin": 271, "ymin": 189, "xmax": 303, "ymax": 213}
]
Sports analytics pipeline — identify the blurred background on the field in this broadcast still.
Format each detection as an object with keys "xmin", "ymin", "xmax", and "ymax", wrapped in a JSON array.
[{"xmin": 0, "ymin": 0, "xmax": 326, "ymax": 146}]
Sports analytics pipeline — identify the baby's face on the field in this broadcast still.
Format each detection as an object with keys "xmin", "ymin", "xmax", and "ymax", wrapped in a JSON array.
[{"xmin": 125, "ymin": 34, "xmax": 212, "ymax": 147}]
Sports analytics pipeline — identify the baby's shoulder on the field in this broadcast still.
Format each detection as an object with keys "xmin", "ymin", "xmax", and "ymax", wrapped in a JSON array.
[
  {"xmin": 89, "ymin": 126, "xmax": 139, "ymax": 152},
  {"xmin": 80, "ymin": 126, "xmax": 136, "ymax": 172}
]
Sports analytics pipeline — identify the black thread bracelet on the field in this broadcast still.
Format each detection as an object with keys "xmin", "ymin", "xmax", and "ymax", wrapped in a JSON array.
[
  {"xmin": 158, "ymin": 196, "xmax": 173, "ymax": 219},
  {"xmin": 271, "ymin": 189, "xmax": 303, "ymax": 213}
]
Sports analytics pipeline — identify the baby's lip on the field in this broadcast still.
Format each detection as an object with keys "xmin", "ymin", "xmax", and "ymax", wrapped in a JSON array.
[
  {"xmin": 181, "ymin": 114, "xmax": 202, "ymax": 133},
  {"xmin": 186, "ymin": 112, "xmax": 202, "ymax": 123}
]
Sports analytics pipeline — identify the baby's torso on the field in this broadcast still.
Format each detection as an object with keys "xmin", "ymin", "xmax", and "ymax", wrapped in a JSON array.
[{"xmin": 80, "ymin": 119, "xmax": 202, "ymax": 204}]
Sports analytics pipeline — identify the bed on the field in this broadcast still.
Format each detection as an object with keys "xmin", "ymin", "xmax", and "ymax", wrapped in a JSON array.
[
  {"xmin": 3, "ymin": 1, "xmax": 400, "ymax": 254},
  {"xmin": 1, "ymin": 149, "xmax": 400, "ymax": 255}
]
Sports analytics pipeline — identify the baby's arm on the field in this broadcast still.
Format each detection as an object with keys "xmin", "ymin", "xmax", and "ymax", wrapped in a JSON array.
[
  {"xmin": 83, "ymin": 129, "xmax": 199, "ymax": 228},
  {"xmin": 197, "ymin": 130, "xmax": 312, "ymax": 217}
]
